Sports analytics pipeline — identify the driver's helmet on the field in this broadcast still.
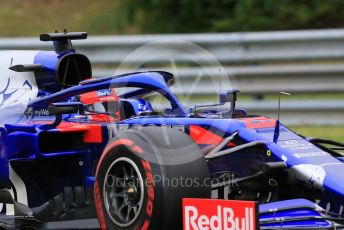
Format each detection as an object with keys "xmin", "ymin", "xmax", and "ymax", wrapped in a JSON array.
[{"xmin": 79, "ymin": 89, "xmax": 120, "ymax": 122}]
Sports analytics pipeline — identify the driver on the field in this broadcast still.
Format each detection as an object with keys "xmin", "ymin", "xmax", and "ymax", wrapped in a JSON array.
[{"xmin": 79, "ymin": 89, "xmax": 120, "ymax": 122}]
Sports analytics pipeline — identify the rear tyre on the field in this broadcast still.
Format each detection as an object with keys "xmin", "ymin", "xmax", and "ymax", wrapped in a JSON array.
[{"xmin": 94, "ymin": 127, "xmax": 210, "ymax": 230}]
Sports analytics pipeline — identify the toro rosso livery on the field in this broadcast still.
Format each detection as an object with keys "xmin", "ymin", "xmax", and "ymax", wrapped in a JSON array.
[{"xmin": 0, "ymin": 31, "xmax": 343, "ymax": 229}]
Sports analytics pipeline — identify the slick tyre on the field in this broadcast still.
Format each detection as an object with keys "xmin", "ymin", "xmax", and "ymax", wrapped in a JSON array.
[{"xmin": 94, "ymin": 127, "xmax": 210, "ymax": 230}]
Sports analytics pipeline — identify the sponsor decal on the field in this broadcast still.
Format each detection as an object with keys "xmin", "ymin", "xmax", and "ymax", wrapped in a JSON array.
[
  {"xmin": 183, "ymin": 198, "xmax": 258, "ymax": 230},
  {"xmin": 24, "ymin": 107, "xmax": 50, "ymax": 117},
  {"xmin": 97, "ymin": 89, "xmax": 112, "ymax": 97},
  {"xmin": 279, "ymin": 140, "xmax": 313, "ymax": 151},
  {"xmin": 280, "ymin": 140, "xmax": 331, "ymax": 158},
  {"xmin": 34, "ymin": 108, "xmax": 49, "ymax": 116},
  {"xmin": 24, "ymin": 107, "xmax": 33, "ymax": 117},
  {"xmin": 293, "ymin": 151, "xmax": 330, "ymax": 158}
]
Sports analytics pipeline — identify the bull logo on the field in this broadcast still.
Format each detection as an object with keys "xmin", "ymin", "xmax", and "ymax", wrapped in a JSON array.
[
  {"xmin": 0, "ymin": 78, "xmax": 17, "ymax": 106},
  {"xmin": 0, "ymin": 78, "xmax": 33, "ymax": 107}
]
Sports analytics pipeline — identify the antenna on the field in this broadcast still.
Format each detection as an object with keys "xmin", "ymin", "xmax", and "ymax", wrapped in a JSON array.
[
  {"xmin": 274, "ymin": 91, "xmax": 291, "ymax": 143},
  {"xmin": 219, "ymin": 67, "xmax": 222, "ymax": 95},
  {"xmin": 219, "ymin": 67, "xmax": 222, "ymax": 118},
  {"xmin": 277, "ymin": 91, "xmax": 291, "ymax": 121}
]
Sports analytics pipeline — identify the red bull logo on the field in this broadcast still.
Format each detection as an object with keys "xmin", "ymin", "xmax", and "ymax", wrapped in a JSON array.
[{"xmin": 183, "ymin": 199, "xmax": 258, "ymax": 230}]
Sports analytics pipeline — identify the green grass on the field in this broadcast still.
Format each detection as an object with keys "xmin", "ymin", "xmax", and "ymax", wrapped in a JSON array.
[
  {"xmin": 0, "ymin": 0, "xmax": 124, "ymax": 37},
  {"xmin": 290, "ymin": 125, "xmax": 344, "ymax": 142}
]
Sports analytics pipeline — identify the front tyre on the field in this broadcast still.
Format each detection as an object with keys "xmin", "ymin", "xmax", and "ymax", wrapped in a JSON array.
[
  {"xmin": 94, "ymin": 127, "xmax": 210, "ymax": 230},
  {"xmin": 103, "ymin": 157, "xmax": 144, "ymax": 227}
]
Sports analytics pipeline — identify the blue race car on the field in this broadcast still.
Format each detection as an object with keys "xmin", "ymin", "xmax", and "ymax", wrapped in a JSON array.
[{"xmin": 0, "ymin": 31, "xmax": 343, "ymax": 229}]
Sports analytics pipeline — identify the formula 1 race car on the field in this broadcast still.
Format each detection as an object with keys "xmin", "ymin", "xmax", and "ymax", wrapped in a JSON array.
[{"xmin": 0, "ymin": 31, "xmax": 344, "ymax": 229}]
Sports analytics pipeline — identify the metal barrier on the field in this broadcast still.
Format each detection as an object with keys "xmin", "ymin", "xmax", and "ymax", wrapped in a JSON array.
[
  {"xmin": 94, "ymin": 64, "xmax": 344, "ymax": 94},
  {"xmin": 3, "ymin": 29, "xmax": 344, "ymax": 64},
  {"xmin": 1, "ymin": 29, "xmax": 344, "ymax": 124}
]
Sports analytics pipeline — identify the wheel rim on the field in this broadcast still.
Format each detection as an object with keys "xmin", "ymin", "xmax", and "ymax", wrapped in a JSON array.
[{"xmin": 103, "ymin": 157, "xmax": 144, "ymax": 227}]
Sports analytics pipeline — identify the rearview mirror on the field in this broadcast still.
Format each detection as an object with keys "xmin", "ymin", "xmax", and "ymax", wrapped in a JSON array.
[
  {"xmin": 48, "ymin": 102, "xmax": 84, "ymax": 115},
  {"xmin": 41, "ymin": 102, "xmax": 84, "ymax": 130},
  {"xmin": 219, "ymin": 90, "xmax": 239, "ymax": 116},
  {"xmin": 219, "ymin": 90, "xmax": 239, "ymax": 105}
]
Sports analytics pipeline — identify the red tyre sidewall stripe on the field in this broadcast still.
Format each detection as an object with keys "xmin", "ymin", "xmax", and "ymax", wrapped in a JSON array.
[
  {"xmin": 94, "ymin": 138, "xmax": 148, "ymax": 229},
  {"xmin": 94, "ymin": 180, "xmax": 107, "ymax": 230},
  {"xmin": 95, "ymin": 139, "xmax": 134, "ymax": 178},
  {"xmin": 94, "ymin": 139, "xmax": 133, "ymax": 230},
  {"xmin": 141, "ymin": 220, "xmax": 150, "ymax": 230},
  {"xmin": 141, "ymin": 159, "xmax": 154, "ymax": 229}
]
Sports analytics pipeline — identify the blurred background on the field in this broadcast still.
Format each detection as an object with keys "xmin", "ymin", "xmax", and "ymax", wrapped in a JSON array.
[
  {"xmin": 1, "ymin": 0, "xmax": 344, "ymax": 141},
  {"xmin": 1, "ymin": 0, "xmax": 344, "ymax": 36}
]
